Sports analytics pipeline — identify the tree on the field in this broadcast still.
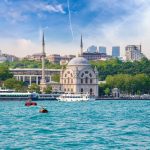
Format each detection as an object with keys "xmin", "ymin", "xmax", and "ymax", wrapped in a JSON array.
[
  {"xmin": 44, "ymin": 85, "xmax": 52, "ymax": 94},
  {"xmin": 51, "ymin": 74, "xmax": 60, "ymax": 82},
  {"xmin": 104, "ymin": 88, "xmax": 110, "ymax": 96},
  {"xmin": 0, "ymin": 65, "xmax": 13, "ymax": 81},
  {"xmin": 28, "ymin": 83, "xmax": 40, "ymax": 93},
  {"xmin": 4, "ymin": 78, "xmax": 25, "ymax": 92}
]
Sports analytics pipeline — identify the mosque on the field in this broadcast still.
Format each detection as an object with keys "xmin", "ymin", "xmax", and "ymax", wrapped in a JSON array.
[{"xmin": 60, "ymin": 36, "xmax": 99, "ymax": 96}]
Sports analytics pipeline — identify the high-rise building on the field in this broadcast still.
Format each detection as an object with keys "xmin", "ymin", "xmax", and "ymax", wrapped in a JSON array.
[
  {"xmin": 99, "ymin": 46, "xmax": 106, "ymax": 54},
  {"xmin": 125, "ymin": 45, "xmax": 144, "ymax": 61},
  {"xmin": 87, "ymin": 45, "xmax": 97, "ymax": 53},
  {"xmin": 112, "ymin": 46, "xmax": 120, "ymax": 57}
]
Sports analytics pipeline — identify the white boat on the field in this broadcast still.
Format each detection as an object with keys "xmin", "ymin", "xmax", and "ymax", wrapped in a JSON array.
[{"xmin": 57, "ymin": 93, "xmax": 95, "ymax": 102}]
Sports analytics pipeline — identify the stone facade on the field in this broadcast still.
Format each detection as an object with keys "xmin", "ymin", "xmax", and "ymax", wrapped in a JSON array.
[{"xmin": 60, "ymin": 56, "xmax": 98, "ymax": 97}]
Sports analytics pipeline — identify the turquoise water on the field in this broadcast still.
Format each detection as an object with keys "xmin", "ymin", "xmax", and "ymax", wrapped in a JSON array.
[{"xmin": 0, "ymin": 100, "xmax": 150, "ymax": 150}]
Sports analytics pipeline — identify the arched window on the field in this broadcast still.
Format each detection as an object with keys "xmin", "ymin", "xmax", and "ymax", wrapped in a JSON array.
[
  {"xmin": 81, "ymin": 73, "xmax": 84, "ymax": 77},
  {"xmin": 89, "ymin": 73, "xmax": 92, "ymax": 77},
  {"xmin": 81, "ymin": 88, "xmax": 83, "ymax": 93},
  {"xmin": 90, "ymin": 88, "xmax": 93, "ymax": 95},
  {"xmin": 85, "ymin": 77, "xmax": 88, "ymax": 84},
  {"xmin": 81, "ymin": 79, "xmax": 83, "ymax": 84},
  {"xmin": 90, "ymin": 79, "xmax": 92, "ymax": 84},
  {"xmin": 71, "ymin": 79, "xmax": 73, "ymax": 84}
]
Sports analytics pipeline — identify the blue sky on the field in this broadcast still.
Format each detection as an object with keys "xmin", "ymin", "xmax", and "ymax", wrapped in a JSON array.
[{"xmin": 0, "ymin": 0, "xmax": 150, "ymax": 58}]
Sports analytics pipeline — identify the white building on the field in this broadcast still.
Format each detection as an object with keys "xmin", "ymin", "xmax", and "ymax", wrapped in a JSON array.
[
  {"xmin": 125, "ymin": 45, "xmax": 144, "ymax": 61},
  {"xmin": 60, "ymin": 36, "xmax": 99, "ymax": 96}
]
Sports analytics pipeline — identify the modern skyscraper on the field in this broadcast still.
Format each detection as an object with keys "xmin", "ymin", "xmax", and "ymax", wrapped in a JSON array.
[
  {"xmin": 125, "ymin": 45, "xmax": 144, "ymax": 61},
  {"xmin": 99, "ymin": 46, "xmax": 106, "ymax": 54},
  {"xmin": 40, "ymin": 32, "xmax": 47, "ymax": 93},
  {"xmin": 112, "ymin": 46, "xmax": 120, "ymax": 57},
  {"xmin": 87, "ymin": 45, "xmax": 97, "ymax": 53}
]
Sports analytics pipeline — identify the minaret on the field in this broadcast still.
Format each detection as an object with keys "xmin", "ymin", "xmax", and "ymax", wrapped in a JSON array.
[
  {"xmin": 40, "ymin": 32, "xmax": 47, "ymax": 93},
  {"xmin": 80, "ymin": 34, "xmax": 83, "ymax": 56}
]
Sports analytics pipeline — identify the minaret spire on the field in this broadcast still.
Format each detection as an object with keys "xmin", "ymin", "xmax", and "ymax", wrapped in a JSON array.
[
  {"xmin": 40, "ymin": 31, "xmax": 47, "ymax": 93},
  {"xmin": 80, "ymin": 34, "xmax": 83, "ymax": 56}
]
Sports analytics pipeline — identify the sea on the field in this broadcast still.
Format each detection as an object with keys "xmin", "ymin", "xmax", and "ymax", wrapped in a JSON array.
[{"xmin": 0, "ymin": 100, "xmax": 150, "ymax": 150}]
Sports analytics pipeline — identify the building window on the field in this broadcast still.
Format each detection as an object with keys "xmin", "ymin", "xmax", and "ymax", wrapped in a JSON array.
[
  {"xmin": 81, "ymin": 88, "xmax": 83, "ymax": 93},
  {"xmin": 68, "ymin": 78, "xmax": 69, "ymax": 84},
  {"xmin": 65, "ymin": 74, "xmax": 67, "ymax": 77},
  {"xmin": 64, "ymin": 79, "xmax": 66, "ymax": 84},
  {"xmin": 64, "ymin": 88, "xmax": 66, "ymax": 92},
  {"xmin": 81, "ymin": 73, "xmax": 84, "ymax": 77},
  {"xmin": 71, "ymin": 73, "xmax": 73, "ymax": 77},
  {"xmin": 81, "ymin": 79, "xmax": 83, "ymax": 84},
  {"xmin": 68, "ymin": 88, "xmax": 70, "ymax": 92},
  {"xmin": 90, "ymin": 88, "xmax": 93, "ymax": 95},
  {"xmin": 71, "ymin": 79, "xmax": 73, "ymax": 84},
  {"xmin": 90, "ymin": 79, "xmax": 92, "ymax": 84},
  {"xmin": 85, "ymin": 71, "xmax": 89, "ymax": 74},
  {"xmin": 71, "ymin": 88, "xmax": 73, "ymax": 92},
  {"xmin": 85, "ymin": 77, "xmax": 88, "ymax": 84},
  {"xmin": 89, "ymin": 73, "xmax": 92, "ymax": 77}
]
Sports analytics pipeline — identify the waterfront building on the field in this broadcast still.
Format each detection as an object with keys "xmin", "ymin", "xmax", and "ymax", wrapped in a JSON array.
[
  {"xmin": 125, "ymin": 45, "xmax": 144, "ymax": 61},
  {"xmin": 60, "ymin": 36, "xmax": 98, "ymax": 96},
  {"xmin": 87, "ymin": 45, "xmax": 97, "ymax": 53},
  {"xmin": 98, "ymin": 46, "xmax": 106, "ymax": 54},
  {"xmin": 10, "ymin": 68, "xmax": 60, "ymax": 85},
  {"xmin": 112, "ymin": 46, "xmax": 120, "ymax": 57}
]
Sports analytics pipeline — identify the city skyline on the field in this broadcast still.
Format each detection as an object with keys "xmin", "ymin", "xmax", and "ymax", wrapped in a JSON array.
[{"xmin": 0, "ymin": 0, "xmax": 150, "ymax": 58}]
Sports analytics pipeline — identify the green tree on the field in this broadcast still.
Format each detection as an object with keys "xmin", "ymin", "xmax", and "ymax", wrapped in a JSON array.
[
  {"xmin": 28, "ymin": 83, "xmax": 40, "ymax": 93},
  {"xmin": 44, "ymin": 85, "xmax": 52, "ymax": 94},
  {"xmin": 51, "ymin": 74, "xmax": 60, "ymax": 82},
  {"xmin": 104, "ymin": 88, "xmax": 110, "ymax": 96},
  {"xmin": 4, "ymin": 78, "xmax": 25, "ymax": 92},
  {"xmin": 0, "ymin": 65, "xmax": 13, "ymax": 81}
]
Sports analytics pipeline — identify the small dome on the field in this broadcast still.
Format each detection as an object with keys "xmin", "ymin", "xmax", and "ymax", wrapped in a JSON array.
[{"xmin": 68, "ymin": 57, "xmax": 90, "ymax": 66}]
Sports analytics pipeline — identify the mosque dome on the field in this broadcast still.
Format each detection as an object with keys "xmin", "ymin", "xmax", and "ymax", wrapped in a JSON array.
[{"xmin": 68, "ymin": 57, "xmax": 90, "ymax": 66}]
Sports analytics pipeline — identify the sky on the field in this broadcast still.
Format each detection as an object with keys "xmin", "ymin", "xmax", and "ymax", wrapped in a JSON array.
[{"xmin": 0, "ymin": 0, "xmax": 150, "ymax": 58}]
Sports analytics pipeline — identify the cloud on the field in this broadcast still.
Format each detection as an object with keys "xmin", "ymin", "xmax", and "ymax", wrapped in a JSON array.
[
  {"xmin": 77, "ymin": 0, "xmax": 150, "ymax": 58},
  {"xmin": 0, "ymin": 0, "xmax": 66, "ymax": 23}
]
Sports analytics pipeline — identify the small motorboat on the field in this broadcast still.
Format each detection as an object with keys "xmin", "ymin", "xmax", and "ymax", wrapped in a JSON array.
[
  {"xmin": 25, "ymin": 99, "xmax": 37, "ymax": 106},
  {"xmin": 39, "ymin": 107, "xmax": 48, "ymax": 113}
]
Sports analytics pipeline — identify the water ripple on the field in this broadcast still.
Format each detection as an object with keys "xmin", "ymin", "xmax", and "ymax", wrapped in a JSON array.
[{"xmin": 0, "ymin": 100, "xmax": 150, "ymax": 149}]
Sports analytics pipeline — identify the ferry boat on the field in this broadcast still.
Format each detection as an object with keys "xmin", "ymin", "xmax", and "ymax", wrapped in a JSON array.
[
  {"xmin": 57, "ymin": 93, "xmax": 95, "ymax": 102},
  {"xmin": 0, "ymin": 87, "xmax": 37, "ymax": 101}
]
